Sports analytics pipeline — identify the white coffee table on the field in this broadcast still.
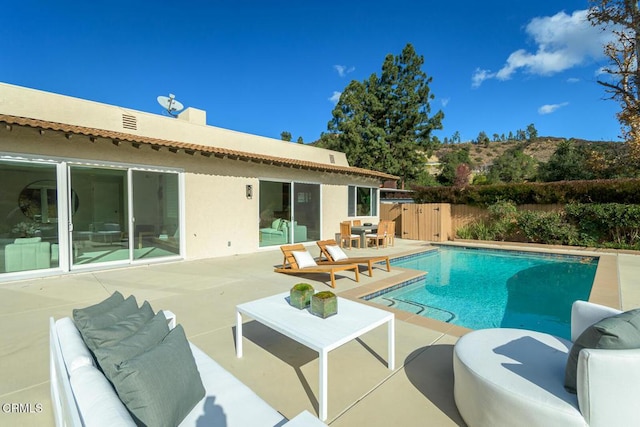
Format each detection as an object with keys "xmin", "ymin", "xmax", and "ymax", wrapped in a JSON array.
[{"xmin": 236, "ymin": 292, "xmax": 395, "ymax": 421}]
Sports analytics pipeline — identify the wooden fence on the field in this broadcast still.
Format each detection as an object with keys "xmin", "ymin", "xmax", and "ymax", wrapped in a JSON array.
[{"xmin": 381, "ymin": 203, "xmax": 563, "ymax": 241}]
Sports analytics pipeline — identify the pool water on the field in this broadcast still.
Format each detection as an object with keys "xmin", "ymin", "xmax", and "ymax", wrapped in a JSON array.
[{"xmin": 365, "ymin": 247, "xmax": 598, "ymax": 339}]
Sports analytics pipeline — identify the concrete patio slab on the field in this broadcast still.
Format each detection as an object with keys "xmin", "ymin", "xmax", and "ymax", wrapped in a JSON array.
[{"xmin": 1, "ymin": 238, "xmax": 638, "ymax": 426}]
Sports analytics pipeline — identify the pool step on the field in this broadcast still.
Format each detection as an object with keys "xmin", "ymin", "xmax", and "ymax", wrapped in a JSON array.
[{"xmin": 380, "ymin": 297, "xmax": 456, "ymax": 322}]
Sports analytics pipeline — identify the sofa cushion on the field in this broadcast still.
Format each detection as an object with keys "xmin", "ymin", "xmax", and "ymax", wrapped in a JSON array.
[
  {"xmin": 72, "ymin": 291, "xmax": 124, "ymax": 326},
  {"xmin": 565, "ymin": 308, "xmax": 640, "ymax": 393},
  {"xmin": 95, "ymin": 312, "xmax": 170, "ymax": 379},
  {"xmin": 70, "ymin": 365, "xmax": 136, "ymax": 427},
  {"xmin": 180, "ymin": 343, "xmax": 287, "ymax": 426},
  {"xmin": 55, "ymin": 317, "xmax": 94, "ymax": 374},
  {"xmin": 271, "ymin": 219, "xmax": 283, "ymax": 230},
  {"xmin": 293, "ymin": 250, "xmax": 317, "ymax": 268},
  {"xmin": 81, "ymin": 301, "xmax": 154, "ymax": 352},
  {"xmin": 111, "ymin": 324, "xmax": 205, "ymax": 427}
]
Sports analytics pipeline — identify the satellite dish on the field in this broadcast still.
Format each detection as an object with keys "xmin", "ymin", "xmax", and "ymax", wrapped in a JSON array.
[{"xmin": 157, "ymin": 93, "xmax": 184, "ymax": 117}]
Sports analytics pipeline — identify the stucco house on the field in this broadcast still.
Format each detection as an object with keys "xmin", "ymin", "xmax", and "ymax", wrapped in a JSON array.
[{"xmin": 0, "ymin": 83, "xmax": 396, "ymax": 281}]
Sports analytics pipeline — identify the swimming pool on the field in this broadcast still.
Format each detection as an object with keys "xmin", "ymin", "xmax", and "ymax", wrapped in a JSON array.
[{"xmin": 364, "ymin": 246, "xmax": 598, "ymax": 339}]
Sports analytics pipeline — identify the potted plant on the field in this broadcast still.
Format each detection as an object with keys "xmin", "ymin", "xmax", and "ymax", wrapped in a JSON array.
[
  {"xmin": 310, "ymin": 291, "xmax": 338, "ymax": 318},
  {"xmin": 289, "ymin": 283, "xmax": 314, "ymax": 309}
]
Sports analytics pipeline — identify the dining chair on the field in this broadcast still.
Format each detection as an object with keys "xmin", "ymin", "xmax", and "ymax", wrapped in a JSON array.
[
  {"xmin": 384, "ymin": 220, "xmax": 395, "ymax": 246},
  {"xmin": 340, "ymin": 221, "xmax": 360, "ymax": 249},
  {"xmin": 352, "ymin": 220, "xmax": 362, "ymax": 226},
  {"xmin": 365, "ymin": 223, "xmax": 387, "ymax": 249}
]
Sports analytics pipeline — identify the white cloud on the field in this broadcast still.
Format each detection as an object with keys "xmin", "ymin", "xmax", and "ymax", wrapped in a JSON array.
[
  {"xmin": 472, "ymin": 9, "xmax": 614, "ymax": 87},
  {"xmin": 334, "ymin": 64, "xmax": 355, "ymax": 77},
  {"xmin": 538, "ymin": 102, "xmax": 569, "ymax": 115},
  {"xmin": 329, "ymin": 91, "xmax": 341, "ymax": 104},
  {"xmin": 472, "ymin": 68, "xmax": 496, "ymax": 88},
  {"xmin": 441, "ymin": 98, "xmax": 450, "ymax": 107},
  {"xmin": 566, "ymin": 77, "xmax": 581, "ymax": 83}
]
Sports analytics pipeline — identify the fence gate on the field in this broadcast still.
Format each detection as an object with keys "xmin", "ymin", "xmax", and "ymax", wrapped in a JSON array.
[{"xmin": 400, "ymin": 203, "xmax": 451, "ymax": 242}]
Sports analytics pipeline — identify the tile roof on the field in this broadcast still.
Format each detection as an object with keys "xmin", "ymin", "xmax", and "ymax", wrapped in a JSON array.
[{"xmin": 0, "ymin": 114, "xmax": 399, "ymax": 181}]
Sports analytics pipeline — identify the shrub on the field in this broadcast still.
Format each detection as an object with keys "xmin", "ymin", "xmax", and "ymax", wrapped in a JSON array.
[{"xmin": 515, "ymin": 210, "xmax": 578, "ymax": 245}]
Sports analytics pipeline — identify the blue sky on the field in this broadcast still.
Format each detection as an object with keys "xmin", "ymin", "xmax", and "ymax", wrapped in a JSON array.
[{"xmin": 1, "ymin": 1, "xmax": 623, "ymax": 144}]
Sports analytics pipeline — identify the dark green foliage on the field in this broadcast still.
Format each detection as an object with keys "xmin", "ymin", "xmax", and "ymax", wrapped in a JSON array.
[
  {"xmin": 488, "ymin": 148, "xmax": 537, "ymax": 183},
  {"xmin": 437, "ymin": 146, "xmax": 471, "ymax": 185},
  {"xmin": 456, "ymin": 201, "xmax": 640, "ymax": 249},
  {"xmin": 516, "ymin": 210, "xmax": 579, "ymax": 245},
  {"xmin": 565, "ymin": 203, "xmax": 640, "ymax": 247},
  {"xmin": 414, "ymin": 178, "xmax": 640, "ymax": 205},
  {"xmin": 318, "ymin": 43, "xmax": 443, "ymax": 185},
  {"xmin": 538, "ymin": 139, "xmax": 593, "ymax": 181}
]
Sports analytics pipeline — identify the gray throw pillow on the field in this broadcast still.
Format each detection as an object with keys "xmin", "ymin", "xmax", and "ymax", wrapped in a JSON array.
[
  {"xmin": 76, "ymin": 294, "xmax": 139, "ymax": 334},
  {"xmin": 111, "ymin": 325, "xmax": 205, "ymax": 427},
  {"xmin": 95, "ymin": 312, "xmax": 170, "ymax": 379},
  {"xmin": 565, "ymin": 308, "xmax": 640, "ymax": 393},
  {"xmin": 73, "ymin": 291, "xmax": 124, "ymax": 326},
  {"xmin": 81, "ymin": 301, "xmax": 154, "ymax": 352}
]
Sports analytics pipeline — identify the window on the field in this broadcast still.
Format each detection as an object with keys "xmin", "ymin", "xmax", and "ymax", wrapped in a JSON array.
[
  {"xmin": 259, "ymin": 180, "xmax": 320, "ymax": 247},
  {"xmin": 348, "ymin": 186, "xmax": 378, "ymax": 216}
]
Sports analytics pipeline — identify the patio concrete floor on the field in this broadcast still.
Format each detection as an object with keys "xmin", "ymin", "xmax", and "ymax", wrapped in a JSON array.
[{"xmin": 1, "ymin": 238, "xmax": 639, "ymax": 426}]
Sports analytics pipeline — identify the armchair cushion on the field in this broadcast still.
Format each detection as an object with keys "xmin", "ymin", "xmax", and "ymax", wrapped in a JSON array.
[{"xmin": 565, "ymin": 308, "xmax": 640, "ymax": 393}]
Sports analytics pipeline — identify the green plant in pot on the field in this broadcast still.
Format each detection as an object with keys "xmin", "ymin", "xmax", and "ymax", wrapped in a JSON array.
[
  {"xmin": 310, "ymin": 291, "xmax": 338, "ymax": 318},
  {"xmin": 289, "ymin": 283, "xmax": 315, "ymax": 309}
]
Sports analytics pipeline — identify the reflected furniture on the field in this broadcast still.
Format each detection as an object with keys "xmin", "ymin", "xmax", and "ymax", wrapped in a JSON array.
[
  {"xmin": 316, "ymin": 239, "xmax": 391, "ymax": 277},
  {"xmin": 260, "ymin": 219, "xmax": 308, "ymax": 245},
  {"xmin": 453, "ymin": 300, "xmax": 640, "ymax": 427},
  {"xmin": 274, "ymin": 244, "xmax": 359, "ymax": 288},
  {"xmin": 4, "ymin": 237, "xmax": 51, "ymax": 272},
  {"xmin": 236, "ymin": 292, "xmax": 394, "ymax": 421}
]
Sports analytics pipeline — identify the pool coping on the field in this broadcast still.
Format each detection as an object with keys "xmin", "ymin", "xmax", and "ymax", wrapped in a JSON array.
[{"xmin": 337, "ymin": 241, "xmax": 620, "ymax": 337}]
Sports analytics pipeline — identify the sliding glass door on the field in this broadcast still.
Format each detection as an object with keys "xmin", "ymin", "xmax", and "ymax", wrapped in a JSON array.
[
  {"xmin": 0, "ymin": 160, "xmax": 59, "ymax": 273},
  {"xmin": 132, "ymin": 171, "xmax": 180, "ymax": 260},
  {"xmin": 69, "ymin": 166, "xmax": 129, "ymax": 266},
  {"xmin": 258, "ymin": 180, "xmax": 320, "ymax": 247}
]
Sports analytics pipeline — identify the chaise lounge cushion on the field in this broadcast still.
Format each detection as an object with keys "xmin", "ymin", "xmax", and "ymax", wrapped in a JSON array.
[
  {"xmin": 292, "ymin": 250, "xmax": 317, "ymax": 268},
  {"xmin": 79, "ymin": 300, "xmax": 154, "ymax": 352},
  {"xmin": 565, "ymin": 308, "xmax": 640, "ymax": 393},
  {"xmin": 326, "ymin": 245, "xmax": 348, "ymax": 261},
  {"xmin": 94, "ymin": 312, "xmax": 170, "ymax": 379},
  {"xmin": 111, "ymin": 324, "xmax": 205, "ymax": 427}
]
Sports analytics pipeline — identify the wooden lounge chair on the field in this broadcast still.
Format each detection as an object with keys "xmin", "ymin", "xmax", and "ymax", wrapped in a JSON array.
[
  {"xmin": 274, "ymin": 244, "xmax": 360, "ymax": 288},
  {"xmin": 316, "ymin": 239, "xmax": 391, "ymax": 277}
]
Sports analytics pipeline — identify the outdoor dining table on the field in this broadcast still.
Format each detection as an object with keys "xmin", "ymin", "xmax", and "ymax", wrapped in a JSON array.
[{"xmin": 351, "ymin": 224, "xmax": 378, "ymax": 247}]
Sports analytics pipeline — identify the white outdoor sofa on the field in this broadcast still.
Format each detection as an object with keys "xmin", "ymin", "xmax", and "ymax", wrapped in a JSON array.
[
  {"xmin": 50, "ymin": 310, "xmax": 324, "ymax": 426},
  {"xmin": 453, "ymin": 300, "xmax": 640, "ymax": 427}
]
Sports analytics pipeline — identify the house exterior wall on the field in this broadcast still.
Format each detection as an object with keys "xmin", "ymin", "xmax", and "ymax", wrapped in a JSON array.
[
  {"xmin": 0, "ymin": 83, "xmax": 384, "ymax": 267},
  {"xmin": 0, "ymin": 82, "xmax": 350, "ymax": 166}
]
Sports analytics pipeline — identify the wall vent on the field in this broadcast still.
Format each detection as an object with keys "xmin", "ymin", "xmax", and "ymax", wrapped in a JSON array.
[
  {"xmin": 122, "ymin": 114, "xmax": 137, "ymax": 130},
  {"xmin": 329, "ymin": 154, "xmax": 335, "ymax": 164}
]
